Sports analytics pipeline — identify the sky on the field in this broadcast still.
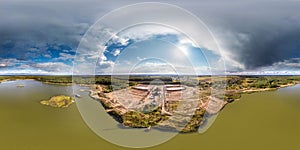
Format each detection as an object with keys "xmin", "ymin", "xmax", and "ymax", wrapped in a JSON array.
[
  {"xmin": 0, "ymin": 0, "xmax": 300, "ymax": 75},
  {"xmin": 94, "ymin": 25, "xmax": 213, "ymax": 75}
]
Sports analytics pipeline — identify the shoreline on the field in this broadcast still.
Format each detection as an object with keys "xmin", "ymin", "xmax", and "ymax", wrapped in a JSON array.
[
  {"xmin": 0, "ymin": 78, "xmax": 35, "ymax": 83},
  {"xmin": 1, "ymin": 76, "xmax": 300, "ymax": 133},
  {"xmin": 227, "ymin": 82, "xmax": 300, "ymax": 101},
  {"xmin": 0, "ymin": 78, "xmax": 72, "ymax": 86},
  {"xmin": 87, "ymin": 81, "xmax": 300, "ymax": 133}
]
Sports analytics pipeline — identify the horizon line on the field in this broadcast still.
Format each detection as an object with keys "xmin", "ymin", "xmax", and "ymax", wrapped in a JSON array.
[{"xmin": 1, "ymin": 73, "xmax": 300, "ymax": 76}]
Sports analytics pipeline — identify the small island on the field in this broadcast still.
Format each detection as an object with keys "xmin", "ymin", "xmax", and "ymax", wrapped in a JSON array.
[
  {"xmin": 1, "ymin": 75, "xmax": 300, "ymax": 132},
  {"xmin": 40, "ymin": 95, "xmax": 75, "ymax": 108}
]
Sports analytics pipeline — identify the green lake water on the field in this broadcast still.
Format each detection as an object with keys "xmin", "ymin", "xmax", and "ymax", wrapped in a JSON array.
[{"xmin": 0, "ymin": 80, "xmax": 299, "ymax": 150}]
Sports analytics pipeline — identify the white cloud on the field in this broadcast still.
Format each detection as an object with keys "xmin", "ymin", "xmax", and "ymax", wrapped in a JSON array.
[
  {"xmin": 117, "ymin": 25, "xmax": 179, "ymax": 41},
  {"xmin": 177, "ymin": 36, "xmax": 197, "ymax": 48},
  {"xmin": 0, "ymin": 69, "xmax": 70, "ymax": 75},
  {"xmin": 98, "ymin": 60, "xmax": 114, "ymax": 68},
  {"xmin": 227, "ymin": 70, "xmax": 300, "ymax": 75},
  {"xmin": 213, "ymin": 30, "xmax": 247, "ymax": 71},
  {"xmin": 2, "ymin": 0, "xmax": 300, "ymax": 76},
  {"xmin": 0, "ymin": 61, "xmax": 72, "ymax": 75},
  {"xmin": 271, "ymin": 58, "xmax": 300, "ymax": 68},
  {"xmin": 137, "ymin": 56, "xmax": 146, "ymax": 61},
  {"xmin": 108, "ymin": 24, "xmax": 228, "ymax": 74},
  {"xmin": 27, "ymin": 47, "xmax": 39, "ymax": 52},
  {"xmin": 257, "ymin": 58, "xmax": 300, "ymax": 71},
  {"xmin": 31, "ymin": 62, "xmax": 72, "ymax": 73},
  {"xmin": 44, "ymin": 54, "xmax": 52, "ymax": 58},
  {"xmin": 74, "ymin": 24, "xmax": 182, "ymax": 75},
  {"xmin": 226, "ymin": 58, "xmax": 300, "ymax": 75},
  {"xmin": 110, "ymin": 35, "xmax": 129, "ymax": 46},
  {"xmin": 55, "ymin": 53, "xmax": 74, "ymax": 61},
  {"xmin": 112, "ymin": 49, "xmax": 121, "ymax": 56},
  {"xmin": 0, "ymin": 58, "xmax": 21, "ymax": 67}
]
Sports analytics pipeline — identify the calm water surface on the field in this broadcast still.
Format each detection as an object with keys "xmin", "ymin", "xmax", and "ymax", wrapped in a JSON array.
[{"xmin": 0, "ymin": 80, "xmax": 299, "ymax": 150}]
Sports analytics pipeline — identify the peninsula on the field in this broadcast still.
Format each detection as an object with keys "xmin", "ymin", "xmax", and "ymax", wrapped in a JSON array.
[
  {"xmin": 88, "ymin": 76, "xmax": 300, "ymax": 133},
  {"xmin": 1, "ymin": 75, "xmax": 300, "ymax": 132}
]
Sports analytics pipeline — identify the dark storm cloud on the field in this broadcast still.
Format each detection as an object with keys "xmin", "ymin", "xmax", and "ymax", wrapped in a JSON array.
[
  {"xmin": 0, "ymin": 0, "xmax": 300, "ymax": 73},
  {"xmin": 0, "ymin": 0, "xmax": 97, "ymax": 60},
  {"xmin": 182, "ymin": 0, "xmax": 300, "ymax": 70},
  {"xmin": 123, "ymin": 0, "xmax": 300, "ymax": 70},
  {"xmin": 0, "ymin": 0, "xmax": 174, "ymax": 61},
  {"xmin": 232, "ymin": 27, "xmax": 300, "ymax": 70}
]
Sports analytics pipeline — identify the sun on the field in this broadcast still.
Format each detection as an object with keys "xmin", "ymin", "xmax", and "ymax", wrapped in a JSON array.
[{"xmin": 178, "ymin": 45, "xmax": 189, "ymax": 56}]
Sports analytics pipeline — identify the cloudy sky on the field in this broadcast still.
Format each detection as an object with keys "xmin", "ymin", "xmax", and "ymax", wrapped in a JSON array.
[{"xmin": 1, "ymin": 0, "xmax": 300, "ymax": 75}]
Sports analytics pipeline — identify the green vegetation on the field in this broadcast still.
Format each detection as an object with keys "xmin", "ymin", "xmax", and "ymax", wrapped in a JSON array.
[
  {"xmin": 101, "ymin": 76, "xmax": 300, "ymax": 133},
  {"xmin": 222, "ymin": 76, "xmax": 300, "ymax": 101},
  {"xmin": 40, "ymin": 95, "xmax": 74, "ymax": 108},
  {"xmin": 165, "ymin": 101, "xmax": 179, "ymax": 112},
  {"xmin": 0, "ymin": 76, "xmax": 37, "ymax": 82},
  {"xmin": 1, "ymin": 75, "xmax": 300, "ymax": 87},
  {"xmin": 181, "ymin": 109, "xmax": 206, "ymax": 133},
  {"xmin": 122, "ymin": 108, "xmax": 169, "ymax": 128},
  {"xmin": 2, "ymin": 75, "xmax": 300, "ymax": 133},
  {"xmin": 224, "ymin": 91, "xmax": 242, "ymax": 102},
  {"xmin": 225, "ymin": 76, "xmax": 300, "ymax": 90}
]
